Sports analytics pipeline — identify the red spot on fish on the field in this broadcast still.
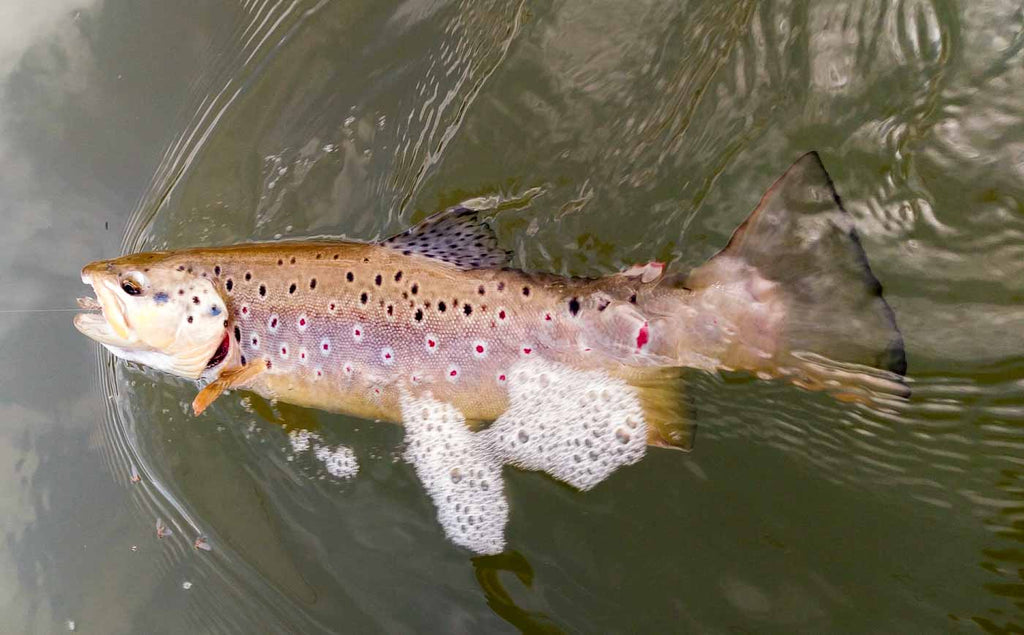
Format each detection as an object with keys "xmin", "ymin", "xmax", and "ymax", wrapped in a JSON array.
[
  {"xmin": 636, "ymin": 322, "xmax": 650, "ymax": 350},
  {"xmin": 299, "ymin": 318, "xmax": 306, "ymax": 326},
  {"xmin": 498, "ymin": 310, "xmax": 506, "ymax": 320},
  {"xmin": 428, "ymin": 339, "xmax": 436, "ymax": 348},
  {"xmin": 329, "ymin": 303, "xmax": 336, "ymax": 311},
  {"xmin": 498, "ymin": 374, "xmax": 506, "ymax": 382},
  {"xmin": 522, "ymin": 347, "xmax": 532, "ymax": 355},
  {"xmin": 476, "ymin": 345, "xmax": 484, "ymax": 353},
  {"xmin": 450, "ymin": 369, "xmax": 457, "ymax": 377},
  {"xmin": 281, "ymin": 347, "xmax": 287, "ymax": 355},
  {"xmin": 241, "ymin": 306, "xmax": 248, "ymax": 314},
  {"xmin": 544, "ymin": 313, "xmax": 552, "ymax": 321}
]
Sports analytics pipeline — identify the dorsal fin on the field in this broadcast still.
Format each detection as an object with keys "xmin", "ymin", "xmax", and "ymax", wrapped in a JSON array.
[{"xmin": 382, "ymin": 205, "xmax": 510, "ymax": 270}]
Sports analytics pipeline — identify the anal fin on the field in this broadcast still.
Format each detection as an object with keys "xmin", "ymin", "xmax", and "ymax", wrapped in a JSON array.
[
  {"xmin": 613, "ymin": 367, "xmax": 695, "ymax": 452},
  {"xmin": 193, "ymin": 363, "xmax": 265, "ymax": 415}
]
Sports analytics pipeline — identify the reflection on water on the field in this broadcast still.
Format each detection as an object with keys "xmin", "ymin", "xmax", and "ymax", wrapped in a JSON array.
[{"xmin": 2, "ymin": 0, "xmax": 1024, "ymax": 631}]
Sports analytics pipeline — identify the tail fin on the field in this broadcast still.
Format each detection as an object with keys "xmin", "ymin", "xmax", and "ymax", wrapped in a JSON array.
[{"xmin": 687, "ymin": 152, "xmax": 907, "ymax": 397}]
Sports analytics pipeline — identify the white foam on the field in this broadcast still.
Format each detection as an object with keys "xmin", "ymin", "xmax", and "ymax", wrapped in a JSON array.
[
  {"xmin": 288, "ymin": 429, "xmax": 319, "ymax": 453},
  {"xmin": 314, "ymin": 444, "xmax": 359, "ymax": 479},
  {"xmin": 400, "ymin": 392, "xmax": 508, "ymax": 555},
  {"xmin": 288, "ymin": 430, "xmax": 358, "ymax": 479},
  {"xmin": 398, "ymin": 359, "xmax": 649, "ymax": 554},
  {"xmin": 482, "ymin": 358, "xmax": 647, "ymax": 491}
]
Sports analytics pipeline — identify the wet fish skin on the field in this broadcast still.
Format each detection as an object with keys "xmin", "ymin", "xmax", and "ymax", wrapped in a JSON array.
[{"xmin": 75, "ymin": 153, "xmax": 908, "ymax": 445}]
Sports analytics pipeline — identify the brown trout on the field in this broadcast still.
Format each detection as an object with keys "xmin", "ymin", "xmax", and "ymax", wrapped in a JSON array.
[{"xmin": 74, "ymin": 153, "xmax": 906, "ymax": 552}]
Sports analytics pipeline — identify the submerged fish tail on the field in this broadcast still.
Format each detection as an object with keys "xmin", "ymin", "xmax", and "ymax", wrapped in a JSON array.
[{"xmin": 636, "ymin": 152, "xmax": 907, "ymax": 402}]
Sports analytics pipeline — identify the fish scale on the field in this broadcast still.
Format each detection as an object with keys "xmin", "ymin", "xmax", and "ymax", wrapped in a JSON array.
[{"xmin": 208, "ymin": 241, "xmax": 591, "ymax": 422}]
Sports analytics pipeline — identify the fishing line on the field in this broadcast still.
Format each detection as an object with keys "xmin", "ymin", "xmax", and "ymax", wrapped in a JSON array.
[{"xmin": 0, "ymin": 308, "xmax": 84, "ymax": 313}]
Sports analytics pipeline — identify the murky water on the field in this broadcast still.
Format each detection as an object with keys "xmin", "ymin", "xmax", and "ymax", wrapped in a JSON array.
[{"xmin": 2, "ymin": 0, "xmax": 1023, "ymax": 631}]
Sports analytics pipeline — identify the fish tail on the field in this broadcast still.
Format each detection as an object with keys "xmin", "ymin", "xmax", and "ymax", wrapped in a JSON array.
[{"xmin": 648, "ymin": 152, "xmax": 908, "ymax": 402}]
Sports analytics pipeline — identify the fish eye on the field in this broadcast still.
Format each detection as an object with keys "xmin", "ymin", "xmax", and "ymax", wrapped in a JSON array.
[{"xmin": 120, "ymin": 272, "xmax": 146, "ymax": 296}]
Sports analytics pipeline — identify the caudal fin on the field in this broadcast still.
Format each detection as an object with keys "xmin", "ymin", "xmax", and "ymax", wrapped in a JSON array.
[{"xmin": 687, "ymin": 152, "xmax": 907, "ymax": 397}]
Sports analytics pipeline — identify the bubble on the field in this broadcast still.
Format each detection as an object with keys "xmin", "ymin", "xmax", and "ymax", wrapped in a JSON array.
[
  {"xmin": 481, "ymin": 358, "xmax": 647, "ymax": 491},
  {"xmin": 400, "ymin": 393, "xmax": 507, "ymax": 555}
]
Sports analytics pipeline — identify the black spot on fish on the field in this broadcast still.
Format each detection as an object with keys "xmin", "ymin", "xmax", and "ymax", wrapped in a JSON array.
[
  {"xmin": 375, "ymin": 274, "xmax": 382, "ymax": 286},
  {"xmin": 277, "ymin": 259, "xmax": 283, "ymax": 266},
  {"xmin": 178, "ymin": 289, "xmax": 184, "ymax": 295},
  {"xmin": 214, "ymin": 266, "xmax": 221, "ymax": 276},
  {"xmin": 241, "ymin": 354, "xmax": 247, "ymax": 365},
  {"xmin": 226, "ymin": 279, "xmax": 233, "ymax": 292},
  {"xmin": 244, "ymin": 272, "xmax": 252, "ymax": 281},
  {"xmin": 394, "ymin": 271, "xmax": 403, "ymax": 282},
  {"xmin": 234, "ymin": 326, "xmax": 241, "ymax": 342},
  {"xmin": 629, "ymin": 294, "xmax": 637, "ymax": 304},
  {"xmin": 346, "ymin": 272, "xmax": 354, "ymax": 282},
  {"xmin": 333, "ymin": 254, "xmax": 339, "ymax": 260},
  {"xmin": 192, "ymin": 296, "xmax": 200, "ymax": 305},
  {"xmin": 414, "ymin": 309, "xmax": 423, "ymax": 322},
  {"xmin": 463, "ymin": 304, "xmax": 472, "ymax": 316},
  {"xmin": 177, "ymin": 266, "xmax": 185, "ymax": 272},
  {"xmin": 522, "ymin": 286, "xmax": 530, "ymax": 297},
  {"xmin": 290, "ymin": 257, "xmax": 295, "ymax": 264},
  {"xmin": 316, "ymin": 253, "xmax": 322, "ymax": 260},
  {"xmin": 497, "ymin": 281, "xmax": 505, "ymax": 292},
  {"xmin": 289, "ymin": 283, "xmax": 297, "ymax": 294},
  {"xmin": 187, "ymin": 316, "xmax": 193, "ymax": 324},
  {"xmin": 411, "ymin": 283, "xmax": 419, "ymax": 295},
  {"xmin": 568, "ymin": 297, "xmax": 580, "ymax": 316},
  {"xmin": 259, "ymin": 284, "xmax": 266, "ymax": 297},
  {"xmin": 359, "ymin": 292, "xmax": 368, "ymax": 304},
  {"xmin": 438, "ymin": 301, "xmax": 447, "ymax": 313},
  {"xmin": 310, "ymin": 278, "xmax": 317, "ymax": 290},
  {"xmin": 387, "ymin": 304, "xmax": 394, "ymax": 316}
]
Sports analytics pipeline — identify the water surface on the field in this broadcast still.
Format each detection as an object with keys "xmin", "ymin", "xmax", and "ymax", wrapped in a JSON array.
[{"xmin": 2, "ymin": 0, "xmax": 1023, "ymax": 631}]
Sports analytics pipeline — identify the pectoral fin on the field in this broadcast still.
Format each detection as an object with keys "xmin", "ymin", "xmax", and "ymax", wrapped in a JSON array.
[{"xmin": 193, "ymin": 363, "xmax": 265, "ymax": 415}]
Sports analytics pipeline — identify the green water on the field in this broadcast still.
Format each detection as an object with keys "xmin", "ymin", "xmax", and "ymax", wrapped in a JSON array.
[{"xmin": 2, "ymin": 0, "xmax": 1022, "ymax": 631}]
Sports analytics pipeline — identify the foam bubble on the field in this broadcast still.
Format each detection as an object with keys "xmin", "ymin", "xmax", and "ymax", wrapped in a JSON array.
[
  {"xmin": 400, "ymin": 392, "xmax": 508, "ymax": 555},
  {"xmin": 481, "ymin": 358, "xmax": 647, "ymax": 491},
  {"xmin": 314, "ymin": 444, "xmax": 359, "ymax": 479},
  {"xmin": 288, "ymin": 429, "xmax": 319, "ymax": 453}
]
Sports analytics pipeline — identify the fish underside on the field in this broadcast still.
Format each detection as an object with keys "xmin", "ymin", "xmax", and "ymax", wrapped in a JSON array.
[{"xmin": 75, "ymin": 152, "xmax": 907, "ymax": 553}]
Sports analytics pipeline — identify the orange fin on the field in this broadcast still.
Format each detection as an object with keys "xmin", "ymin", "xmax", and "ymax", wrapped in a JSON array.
[{"xmin": 193, "ymin": 363, "xmax": 265, "ymax": 416}]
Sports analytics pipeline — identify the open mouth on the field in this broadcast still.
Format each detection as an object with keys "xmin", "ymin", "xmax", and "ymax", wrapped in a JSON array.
[
  {"xmin": 206, "ymin": 333, "xmax": 230, "ymax": 369},
  {"xmin": 73, "ymin": 272, "xmax": 133, "ymax": 346}
]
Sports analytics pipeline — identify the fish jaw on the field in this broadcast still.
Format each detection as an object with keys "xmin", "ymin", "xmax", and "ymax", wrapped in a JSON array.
[{"xmin": 75, "ymin": 268, "xmax": 136, "ymax": 347}]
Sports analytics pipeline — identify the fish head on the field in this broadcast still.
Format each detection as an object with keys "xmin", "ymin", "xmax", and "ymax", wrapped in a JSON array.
[{"xmin": 74, "ymin": 254, "xmax": 230, "ymax": 379}]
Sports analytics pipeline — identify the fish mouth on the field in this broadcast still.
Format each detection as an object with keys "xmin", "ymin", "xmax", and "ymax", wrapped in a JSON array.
[{"xmin": 74, "ymin": 269, "xmax": 136, "ymax": 347}]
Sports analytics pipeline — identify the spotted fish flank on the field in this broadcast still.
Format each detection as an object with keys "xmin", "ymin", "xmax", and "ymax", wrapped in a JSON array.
[{"xmin": 74, "ymin": 153, "xmax": 908, "ymax": 553}]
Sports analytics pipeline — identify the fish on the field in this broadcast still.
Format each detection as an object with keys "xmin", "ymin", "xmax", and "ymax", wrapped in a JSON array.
[{"xmin": 75, "ymin": 152, "xmax": 907, "ymax": 552}]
